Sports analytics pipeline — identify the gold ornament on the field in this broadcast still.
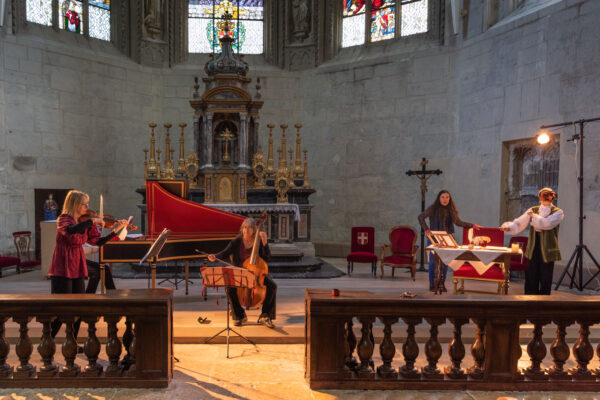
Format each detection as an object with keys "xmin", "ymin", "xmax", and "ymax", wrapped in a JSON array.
[{"xmin": 252, "ymin": 146, "xmax": 266, "ymax": 189}]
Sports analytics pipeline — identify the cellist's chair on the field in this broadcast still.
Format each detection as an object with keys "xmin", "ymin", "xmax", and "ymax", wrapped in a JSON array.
[
  {"xmin": 380, "ymin": 226, "xmax": 418, "ymax": 280},
  {"xmin": 13, "ymin": 231, "xmax": 41, "ymax": 274},
  {"xmin": 346, "ymin": 227, "xmax": 378, "ymax": 277}
]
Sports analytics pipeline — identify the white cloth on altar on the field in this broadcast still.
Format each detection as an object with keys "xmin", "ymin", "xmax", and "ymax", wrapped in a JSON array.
[{"xmin": 429, "ymin": 245, "xmax": 518, "ymax": 276}]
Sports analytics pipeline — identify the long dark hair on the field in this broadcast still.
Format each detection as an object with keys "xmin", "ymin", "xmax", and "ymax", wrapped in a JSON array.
[{"xmin": 430, "ymin": 190, "xmax": 458, "ymax": 226}]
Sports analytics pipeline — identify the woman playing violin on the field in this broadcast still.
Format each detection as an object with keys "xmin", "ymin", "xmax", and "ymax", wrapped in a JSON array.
[
  {"xmin": 208, "ymin": 218, "xmax": 277, "ymax": 329},
  {"xmin": 49, "ymin": 190, "xmax": 127, "ymax": 338}
]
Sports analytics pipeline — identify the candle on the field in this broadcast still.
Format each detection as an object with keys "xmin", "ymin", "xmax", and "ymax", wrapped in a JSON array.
[
  {"xmin": 99, "ymin": 194, "xmax": 103, "ymax": 218},
  {"xmin": 511, "ymin": 243, "xmax": 519, "ymax": 252}
]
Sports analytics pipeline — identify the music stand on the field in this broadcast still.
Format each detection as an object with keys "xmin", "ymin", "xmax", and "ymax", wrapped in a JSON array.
[
  {"xmin": 140, "ymin": 228, "xmax": 171, "ymax": 289},
  {"xmin": 201, "ymin": 266, "xmax": 256, "ymax": 358}
]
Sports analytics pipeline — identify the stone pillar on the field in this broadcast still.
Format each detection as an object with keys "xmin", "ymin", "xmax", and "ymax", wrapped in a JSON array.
[
  {"xmin": 203, "ymin": 113, "xmax": 214, "ymax": 168},
  {"xmin": 238, "ymin": 113, "xmax": 249, "ymax": 169}
]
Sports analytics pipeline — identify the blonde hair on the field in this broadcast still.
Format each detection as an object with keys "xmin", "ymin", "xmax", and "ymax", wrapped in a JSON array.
[
  {"xmin": 240, "ymin": 218, "xmax": 256, "ymax": 234},
  {"xmin": 61, "ymin": 190, "xmax": 89, "ymax": 218}
]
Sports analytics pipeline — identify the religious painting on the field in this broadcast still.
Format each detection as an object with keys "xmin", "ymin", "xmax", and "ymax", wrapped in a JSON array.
[
  {"xmin": 188, "ymin": 0, "xmax": 264, "ymax": 54},
  {"xmin": 59, "ymin": 0, "xmax": 84, "ymax": 34},
  {"xmin": 216, "ymin": 176, "xmax": 234, "ymax": 202}
]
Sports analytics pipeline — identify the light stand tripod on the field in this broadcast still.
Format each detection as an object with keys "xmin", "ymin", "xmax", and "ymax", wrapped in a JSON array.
[{"xmin": 547, "ymin": 118, "xmax": 600, "ymax": 291}]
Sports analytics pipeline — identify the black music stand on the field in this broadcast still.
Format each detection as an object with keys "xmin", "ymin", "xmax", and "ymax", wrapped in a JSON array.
[
  {"xmin": 140, "ymin": 228, "xmax": 171, "ymax": 289},
  {"xmin": 201, "ymin": 266, "xmax": 256, "ymax": 358}
]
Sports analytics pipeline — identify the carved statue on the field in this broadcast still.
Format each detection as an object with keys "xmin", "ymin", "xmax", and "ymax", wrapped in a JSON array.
[
  {"xmin": 292, "ymin": 0, "xmax": 310, "ymax": 41},
  {"xmin": 144, "ymin": 0, "xmax": 162, "ymax": 40},
  {"xmin": 43, "ymin": 194, "xmax": 59, "ymax": 221}
]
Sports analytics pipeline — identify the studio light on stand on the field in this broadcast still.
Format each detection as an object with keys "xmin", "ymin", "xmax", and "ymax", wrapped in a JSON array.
[{"xmin": 537, "ymin": 118, "xmax": 600, "ymax": 291}]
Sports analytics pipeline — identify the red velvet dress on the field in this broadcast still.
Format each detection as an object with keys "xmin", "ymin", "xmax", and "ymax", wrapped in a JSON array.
[{"xmin": 49, "ymin": 214, "xmax": 101, "ymax": 279}]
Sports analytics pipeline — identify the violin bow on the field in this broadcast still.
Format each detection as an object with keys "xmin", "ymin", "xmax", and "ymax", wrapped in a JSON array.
[{"xmin": 194, "ymin": 250, "xmax": 241, "ymax": 269}]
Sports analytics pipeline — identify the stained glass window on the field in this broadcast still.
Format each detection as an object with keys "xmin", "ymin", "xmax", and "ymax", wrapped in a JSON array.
[
  {"xmin": 59, "ymin": 0, "xmax": 84, "ymax": 35},
  {"xmin": 342, "ymin": 0, "xmax": 428, "ymax": 48},
  {"xmin": 89, "ymin": 0, "xmax": 111, "ymax": 41},
  {"xmin": 370, "ymin": 0, "xmax": 395, "ymax": 42},
  {"xmin": 401, "ymin": 0, "xmax": 427, "ymax": 36},
  {"xmin": 342, "ymin": 0, "xmax": 365, "ymax": 47},
  {"xmin": 26, "ymin": 0, "xmax": 53, "ymax": 26},
  {"xmin": 189, "ymin": 0, "xmax": 264, "ymax": 54}
]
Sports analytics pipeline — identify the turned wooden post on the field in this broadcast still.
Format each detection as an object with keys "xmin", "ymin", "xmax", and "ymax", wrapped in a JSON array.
[
  {"xmin": 121, "ymin": 317, "xmax": 135, "ymax": 369},
  {"xmin": 377, "ymin": 316, "xmax": 398, "ymax": 379},
  {"xmin": 400, "ymin": 317, "xmax": 421, "ymax": 379},
  {"xmin": 524, "ymin": 319, "xmax": 550, "ymax": 380},
  {"xmin": 105, "ymin": 316, "xmax": 123, "ymax": 377},
  {"xmin": 422, "ymin": 317, "xmax": 445, "ymax": 379},
  {"xmin": 0, "ymin": 316, "xmax": 13, "ymax": 378},
  {"xmin": 36, "ymin": 316, "xmax": 57, "ymax": 378},
  {"xmin": 13, "ymin": 316, "xmax": 35, "ymax": 378},
  {"xmin": 569, "ymin": 320, "xmax": 596, "ymax": 380},
  {"xmin": 125, "ymin": 323, "xmax": 138, "ymax": 377},
  {"xmin": 82, "ymin": 316, "xmax": 103, "ymax": 376},
  {"xmin": 59, "ymin": 316, "xmax": 80, "ymax": 377},
  {"xmin": 355, "ymin": 316, "xmax": 375, "ymax": 379},
  {"xmin": 445, "ymin": 317, "xmax": 468, "ymax": 379},
  {"xmin": 341, "ymin": 318, "xmax": 357, "ymax": 378},
  {"xmin": 547, "ymin": 319, "xmax": 573, "ymax": 380},
  {"xmin": 468, "ymin": 318, "xmax": 485, "ymax": 379}
]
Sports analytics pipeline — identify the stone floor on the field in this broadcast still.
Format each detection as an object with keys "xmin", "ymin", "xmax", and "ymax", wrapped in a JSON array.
[{"xmin": 0, "ymin": 258, "xmax": 599, "ymax": 399}]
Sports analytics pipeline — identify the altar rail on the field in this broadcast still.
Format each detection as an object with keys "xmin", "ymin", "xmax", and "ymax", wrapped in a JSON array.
[
  {"xmin": 0, "ymin": 289, "xmax": 172, "ymax": 388},
  {"xmin": 305, "ymin": 288, "xmax": 600, "ymax": 391}
]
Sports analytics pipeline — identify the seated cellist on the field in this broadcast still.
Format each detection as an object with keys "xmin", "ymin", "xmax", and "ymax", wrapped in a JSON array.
[{"xmin": 208, "ymin": 218, "xmax": 277, "ymax": 328}]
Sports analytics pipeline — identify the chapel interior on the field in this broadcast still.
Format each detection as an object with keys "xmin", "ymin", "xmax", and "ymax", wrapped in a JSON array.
[{"xmin": 1, "ymin": 0, "xmax": 600, "ymax": 399}]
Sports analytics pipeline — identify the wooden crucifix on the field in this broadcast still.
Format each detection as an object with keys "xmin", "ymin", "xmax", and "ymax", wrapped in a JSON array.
[{"xmin": 406, "ymin": 158, "xmax": 443, "ymax": 271}]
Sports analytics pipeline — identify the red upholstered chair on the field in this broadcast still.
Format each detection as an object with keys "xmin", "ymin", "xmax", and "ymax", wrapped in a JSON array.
[
  {"xmin": 453, "ymin": 227, "xmax": 505, "ymax": 294},
  {"xmin": 0, "ymin": 253, "xmax": 20, "ymax": 278},
  {"xmin": 346, "ymin": 227, "xmax": 378, "ymax": 277},
  {"xmin": 380, "ymin": 226, "xmax": 418, "ymax": 280},
  {"xmin": 13, "ymin": 231, "xmax": 41, "ymax": 274},
  {"xmin": 509, "ymin": 236, "xmax": 529, "ymax": 273}
]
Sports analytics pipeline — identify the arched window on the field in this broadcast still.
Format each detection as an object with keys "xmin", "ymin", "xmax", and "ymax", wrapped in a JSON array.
[
  {"xmin": 342, "ymin": 0, "xmax": 428, "ymax": 48},
  {"xmin": 188, "ymin": 0, "xmax": 264, "ymax": 54},
  {"xmin": 25, "ymin": 0, "xmax": 111, "ymax": 41}
]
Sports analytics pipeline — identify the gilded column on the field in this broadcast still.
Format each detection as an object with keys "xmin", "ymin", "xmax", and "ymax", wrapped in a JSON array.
[
  {"xmin": 239, "ymin": 112, "xmax": 249, "ymax": 168},
  {"xmin": 203, "ymin": 112, "xmax": 214, "ymax": 168}
]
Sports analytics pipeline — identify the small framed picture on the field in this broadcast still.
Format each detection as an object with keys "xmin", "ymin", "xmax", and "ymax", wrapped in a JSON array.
[{"xmin": 428, "ymin": 231, "xmax": 459, "ymax": 248}]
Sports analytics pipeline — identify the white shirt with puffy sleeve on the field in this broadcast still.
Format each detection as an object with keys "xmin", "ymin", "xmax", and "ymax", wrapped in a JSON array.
[{"xmin": 501, "ymin": 205, "xmax": 564, "ymax": 235}]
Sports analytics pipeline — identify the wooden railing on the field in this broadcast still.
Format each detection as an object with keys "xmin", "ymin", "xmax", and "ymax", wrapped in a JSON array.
[
  {"xmin": 0, "ymin": 289, "xmax": 172, "ymax": 388},
  {"xmin": 305, "ymin": 288, "xmax": 600, "ymax": 391}
]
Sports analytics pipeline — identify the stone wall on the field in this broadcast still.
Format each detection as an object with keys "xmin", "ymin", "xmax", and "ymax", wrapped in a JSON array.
[{"xmin": 1, "ymin": 0, "xmax": 599, "ymax": 275}]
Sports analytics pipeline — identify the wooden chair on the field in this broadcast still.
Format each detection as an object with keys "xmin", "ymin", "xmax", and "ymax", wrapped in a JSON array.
[
  {"xmin": 13, "ymin": 231, "xmax": 41, "ymax": 273},
  {"xmin": 452, "ymin": 227, "xmax": 505, "ymax": 294},
  {"xmin": 346, "ymin": 227, "xmax": 378, "ymax": 277},
  {"xmin": 509, "ymin": 236, "xmax": 529, "ymax": 273},
  {"xmin": 380, "ymin": 226, "xmax": 417, "ymax": 280}
]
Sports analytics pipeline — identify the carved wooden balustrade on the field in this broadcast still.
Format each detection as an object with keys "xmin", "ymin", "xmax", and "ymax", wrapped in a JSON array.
[
  {"xmin": 0, "ymin": 288, "xmax": 172, "ymax": 388},
  {"xmin": 305, "ymin": 288, "xmax": 600, "ymax": 391}
]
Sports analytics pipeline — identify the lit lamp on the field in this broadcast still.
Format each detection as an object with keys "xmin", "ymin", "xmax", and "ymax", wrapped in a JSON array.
[{"xmin": 536, "ymin": 131, "xmax": 551, "ymax": 145}]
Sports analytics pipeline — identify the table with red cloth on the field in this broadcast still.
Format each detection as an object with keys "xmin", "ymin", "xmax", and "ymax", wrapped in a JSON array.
[{"xmin": 427, "ymin": 245, "xmax": 522, "ymax": 294}]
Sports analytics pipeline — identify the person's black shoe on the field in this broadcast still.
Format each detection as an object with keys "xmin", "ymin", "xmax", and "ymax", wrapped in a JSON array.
[
  {"xmin": 429, "ymin": 283, "xmax": 435, "ymax": 292},
  {"xmin": 233, "ymin": 316, "xmax": 247, "ymax": 327},
  {"xmin": 258, "ymin": 315, "xmax": 275, "ymax": 329}
]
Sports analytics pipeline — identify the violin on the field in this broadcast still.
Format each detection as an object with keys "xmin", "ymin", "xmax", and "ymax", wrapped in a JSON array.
[
  {"xmin": 237, "ymin": 211, "xmax": 269, "ymax": 309},
  {"xmin": 79, "ymin": 210, "xmax": 138, "ymax": 231}
]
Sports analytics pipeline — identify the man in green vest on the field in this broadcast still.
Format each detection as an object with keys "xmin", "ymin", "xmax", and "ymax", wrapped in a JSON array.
[{"xmin": 500, "ymin": 188, "xmax": 564, "ymax": 294}]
